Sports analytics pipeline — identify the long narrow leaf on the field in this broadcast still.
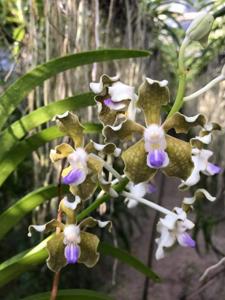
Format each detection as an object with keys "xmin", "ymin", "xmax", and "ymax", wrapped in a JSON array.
[
  {"xmin": 0, "ymin": 49, "xmax": 150, "ymax": 130},
  {"xmin": 0, "ymin": 92, "xmax": 95, "ymax": 161},
  {"xmin": 0, "ymin": 185, "xmax": 69, "ymax": 240},
  {"xmin": 0, "ymin": 241, "xmax": 160, "ymax": 288},
  {"xmin": 0, "ymin": 238, "xmax": 49, "ymax": 288},
  {"xmin": 0, "ymin": 123, "xmax": 102, "ymax": 187},
  {"xmin": 99, "ymin": 242, "xmax": 160, "ymax": 282},
  {"xmin": 22, "ymin": 289, "xmax": 113, "ymax": 300}
]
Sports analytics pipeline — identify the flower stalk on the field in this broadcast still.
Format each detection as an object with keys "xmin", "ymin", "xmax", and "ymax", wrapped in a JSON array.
[
  {"xmin": 122, "ymin": 191, "xmax": 174, "ymax": 216},
  {"xmin": 167, "ymin": 37, "xmax": 189, "ymax": 118}
]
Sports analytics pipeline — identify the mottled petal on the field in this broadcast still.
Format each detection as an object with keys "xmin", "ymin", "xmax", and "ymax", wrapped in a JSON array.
[
  {"xmin": 54, "ymin": 112, "xmax": 84, "ymax": 148},
  {"xmin": 90, "ymin": 74, "xmax": 119, "ymax": 94},
  {"xmin": 147, "ymin": 150, "xmax": 169, "ymax": 169},
  {"xmin": 163, "ymin": 113, "xmax": 206, "ymax": 133},
  {"xmin": 137, "ymin": 78, "xmax": 169, "ymax": 125},
  {"xmin": 63, "ymin": 168, "xmax": 86, "ymax": 185},
  {"xmin": 28, "ymin": 219, "xmax": 64, "ymax": 237},
  {"xmin": 79, "ymin": 217, "xmax": 112, "ymax": 232},
  {"xmin": 103, "ymin": 119, "xmax": 144, "ymax": 144},
  {"xmin": 85, "ymin": 140, "xmax": 121, "ymax": 157},
  {"xmin": 177, "ymin": 233, "xmax": 196, "ymax": 248},
  {"xmin": 46, "ymin": 233, "xmax": 67, "ymax": 272},
  {"xmin": 122, "ymin": 139, "xmax": 157, "ymax": 184},
  {"xmin": 50, "ymin": 143, "xmax": 74, "ymax": 162},
  {"xmin": 78, "ymin": 232, "xmax": 100, "ymax": 268},
  {"xmin": 64, "ymin": 244, "xmax": 80, "ymax": 264},
  {"xmin": 163, "ymin": 135, "xmax": 193, "ymax": 180}
]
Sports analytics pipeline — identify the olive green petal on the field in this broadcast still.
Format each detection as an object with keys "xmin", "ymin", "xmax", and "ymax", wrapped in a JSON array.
[
  {"xmin": 163, "ymin": 135, "xmax": 193, "ymax": 180},
  {"xmin": 78, "ymin": 231, "xmax": 100, "ymax": 268},
  {"xmin": 122, "ymin": 139, "xmax": 157, "ymax": 184},
  {"xmin": 70, "ymin": 174, "xmax": 97, "ymax": 201},
  {"xmin": 95, "ymin": 94, "xmax": 121, "ymax": 126},
  {"xmin": 46, "ymin": 233, "xmax": 67, "ymax": 272},
  {"xmin": 79, "ymin": 217, "xmax": 112, "ymax": 232},
  {"xmin": 28, "ymin": 219, "xmax": 64, "ymax": 237},
  {"xmin": 50, "ymin": 143, "xmax": 74, "ymax": 162},
  {"xmin": 137, "ymin": 78, "xmax": 170, "ymax": 125},
  {"xmin": 85, "ymin": 140, "xmax": 120, "ymax": 156},
  {"xmin": 163, "ymin": 113, "xmax": 206, "ymax": 133},
  {"xmin": 87, "ymin": 155, "xmax": 112, "ymax": 194},
  {"xmin": 103, "ymin": 119, "xmax": 144, "ymax": 144},
  {"xmin": 190, "ymin": 122, "xmax": 221, "ymax": 148},
  {"xmin": 55, "ymin": 112, "xmax": 84, "ymax": 148}
]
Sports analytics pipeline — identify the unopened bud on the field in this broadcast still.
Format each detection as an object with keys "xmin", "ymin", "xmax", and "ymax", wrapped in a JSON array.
[{"xmin": 186, "ymin": 12, "xmax": 214, "ymax": 47}]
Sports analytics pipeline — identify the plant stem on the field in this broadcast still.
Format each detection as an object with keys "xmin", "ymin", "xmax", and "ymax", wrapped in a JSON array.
[
  {"xmin": 89, "ymin": 153, "xmax": 123, "ymax": 180},
  {"xmin": 77, "ymin": 177, "xmax": 129, "ymax": 222},
  {"xmin": 167, "ymin": 37, "xmax": 189, "ymax": 118},
  {"xmin": 50, "ymin": 271, "xmax": 60, "ymax": 300},
  {"xmin": 122, "ymin": 191, "xmax": 173, "ymax": 216},
  {"xmin": 184, "ymin": 74, "xmax": 225, "ymax": 101},
  {"xmin": 50, "ymin": 160, "xmax": 65, "ymax": 300}
]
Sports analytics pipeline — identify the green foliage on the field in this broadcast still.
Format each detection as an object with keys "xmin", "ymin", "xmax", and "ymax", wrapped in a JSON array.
[
  {"xmin": 0, "ymin": 47, "xmax": 158, "ymax": 298},
  {"xmin": 21, "ymin": 289, "xmax": 114, "ymax": 300},
  {"xmin": 0, "ymin": 49, "xmax": 149, "ymax": 130},
  {"xmin": 0, "ymin": 185, "xmax": 68, "ymax": 240}
]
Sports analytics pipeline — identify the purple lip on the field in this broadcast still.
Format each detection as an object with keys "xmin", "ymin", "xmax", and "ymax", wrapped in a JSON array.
[
  {"xmin": 63, "ymin": 168, "xmax": 84, "ymax": 185},
  {"xmin": 64, "ymin": 244, "xmax": 80, "ymax": 264},
  {"xmin": 147, "ymin": 149, "xmax": 167, "ymax": 168}
]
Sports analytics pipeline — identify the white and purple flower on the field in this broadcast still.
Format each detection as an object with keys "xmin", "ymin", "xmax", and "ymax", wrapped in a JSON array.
[
  {"xmin": 90, "ymin": 77, "xmax": 137, "ymax": 111},
  {"xmin": 144, "ymin": 124, "xmax": 169, "ymax": 169},
  {"xmin": 180, "ymin": 148, "xmax": 221, "ymax": 187},
  {"xmin": 125, "ymin": 181, "xmax": 157, "ymax": 208},
  {"xmin": 62, "ymin": 148, "xmax": 88, "ymax": 186},
  {"xmin": 155, "ymin": 207, "xmax": 195, "ymax": 260}
]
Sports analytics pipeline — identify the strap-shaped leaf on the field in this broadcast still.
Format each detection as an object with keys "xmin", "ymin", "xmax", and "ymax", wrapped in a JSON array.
[
  {"xmin": 0, "ymin": 123, "xmax": 101, "ymax": 187},
  {"xmin": 0, "ymin": 185, "xmax": 68, "ymax": 240},
  {"xmin": 0, "ymin": 237, "xmax": 49, "ymax": 288},
  {"xmin": 99, "ymin": 242, "xmax": 160, "ymax": 282},
  {"xmin": 21, "ymin": 289, "xmax": 114, "ymax": 300},
  {"xmin": 0, "ymin": 241, "xmax": 160, "ymax": 288},
  {"xmin": 0, "ymin": 93, "xmax": 95, "ymax": 161},
  {"xmin": 0, "ymin": 49, "xmax": 150, "ymax": 130}
]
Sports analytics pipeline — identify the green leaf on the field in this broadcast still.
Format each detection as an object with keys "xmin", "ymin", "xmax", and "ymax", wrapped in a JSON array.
[
  {"xmin": 0, "ymin": 93, "xmax": 95, "ymax": 161},
  {"xmin": 0, "ymin": 238, "xmax": 49, "ymax": 288},
  {"xmin": 0, "ymin": 123, "xmax": 102, "ymax": 187},
  {"xmin": 99, "ymin": 242, "xmax": 160, "ymax": 282},
  {"xmin": 21, "ymin": 289, "xmax": 114, "ymax": 300},
  {"xmin": 0, "ymin": 49, "xmax": 150, "ymax": 130},
  {"xmin": 0, "ymin": 240, "xmax": 160, "ymax": 287},
  {"xmin": 0, "ymin": 185, "xmax": 69, "ymax": 240}
]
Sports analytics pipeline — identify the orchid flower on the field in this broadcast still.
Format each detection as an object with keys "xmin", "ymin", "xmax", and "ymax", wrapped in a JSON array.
[
  {"xmin": 50, "ymin": 112, "xmax": 121, "ymax": 201},
  {"xmin": 125, "ymin": 181, "xmax": 157, "ymax": 208},
  {"xmin": 90, "ymin": 74, "xmax": 137, "ymax": 126},
  {"xmin": 28, "ymin": 197, "xmax": 111, "ymax": 272},
  {"xmin": 180, "ymin": 148, "xmax": 221, "ymax": 188},
  {"xmin": 103, "ymin": 78, "xmax": 218, "ymax": 185},
  {"xmin": 155, "ymin": 207, "xmax": 195, "ymax": 260}
]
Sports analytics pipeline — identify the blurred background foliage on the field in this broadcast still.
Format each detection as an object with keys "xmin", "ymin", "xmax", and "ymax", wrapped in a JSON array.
[{"xmin": 0, "ymin": 0, "xmax": 225, "ymax": 299}]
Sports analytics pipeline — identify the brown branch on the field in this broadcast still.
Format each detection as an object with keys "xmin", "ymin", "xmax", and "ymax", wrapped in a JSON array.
[
  {"xmin": 142, "ymin": 174, "xmax": 165, "ymax": 300},
  {"xmin": 50, "ymin": 159, "xmax": 65, "ymax": 300}
]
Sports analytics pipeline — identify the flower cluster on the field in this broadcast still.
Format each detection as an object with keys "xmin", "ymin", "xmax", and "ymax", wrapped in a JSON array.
[{"xmin": 89, "ymin": 73, "xmax": 221, "ymax": 259}]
